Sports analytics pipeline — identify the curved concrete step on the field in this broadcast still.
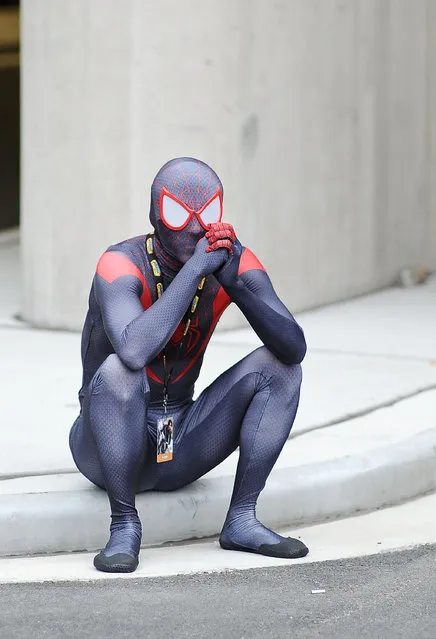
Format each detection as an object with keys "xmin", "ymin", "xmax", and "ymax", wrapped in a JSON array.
[{"xmin": 1, "ymin": 391, "xmax": 436, "ymax": 557}]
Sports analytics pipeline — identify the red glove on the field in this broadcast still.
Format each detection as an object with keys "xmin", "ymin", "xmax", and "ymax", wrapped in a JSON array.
[{"xmin": 205, "ymin": 223, "xmax": 237, "ymax": 254}]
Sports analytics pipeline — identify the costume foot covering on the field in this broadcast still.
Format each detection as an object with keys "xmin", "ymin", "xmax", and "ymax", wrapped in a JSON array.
[
  {"xmin": 93, "ymin": 551, "xmax": 139, "ymax": 573},
  {"xmin": 219, "ymin": 536, "xmax": 308, "ymax": 559},
  {"xmin": 94, "ymin": 515, "xmax": 142, "ymax": 573},
  {"xmin": 220, "ymin": 516, "xmax": 308, "ymax": 559}
]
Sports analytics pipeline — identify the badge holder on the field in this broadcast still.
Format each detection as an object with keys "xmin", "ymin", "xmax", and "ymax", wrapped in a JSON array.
[{"xmin": 157, "ymin": 416, "xmax": 174, "ymax": 463}]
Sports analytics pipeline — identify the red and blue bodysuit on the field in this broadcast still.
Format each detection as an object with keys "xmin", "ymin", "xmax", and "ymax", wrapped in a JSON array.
[{"xmin": 69, "ymin": 157, "xmax": 308, "ymax": 572}]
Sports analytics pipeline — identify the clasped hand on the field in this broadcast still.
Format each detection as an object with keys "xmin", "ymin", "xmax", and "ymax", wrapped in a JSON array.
[
  {"xmin": 191, "ymin": 223, "xmax": 242, "ymax": 285},
  {"xmin": 205, "ymin": 222, "xmax": 242, "ymax": 287}
]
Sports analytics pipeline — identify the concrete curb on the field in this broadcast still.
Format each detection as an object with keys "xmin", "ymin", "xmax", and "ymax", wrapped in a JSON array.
[{"xmin": 1, "ymin": 427, "xmax": 436, "ymax": 557}]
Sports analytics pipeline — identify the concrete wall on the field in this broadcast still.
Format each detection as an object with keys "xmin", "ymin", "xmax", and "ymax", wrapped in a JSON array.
[{"xmin": 21, "ymin": 0, "xmax": 436, "ymax": 330}]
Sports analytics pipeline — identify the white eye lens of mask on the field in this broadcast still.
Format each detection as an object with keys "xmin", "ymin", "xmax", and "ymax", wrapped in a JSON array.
[
  {"xmin": 161, "ymin": 194, "xmax": 191, "ymax": 229},
  {"xmin": 199, "ymin": 195, "xmax": 221, "ymax": 225}
]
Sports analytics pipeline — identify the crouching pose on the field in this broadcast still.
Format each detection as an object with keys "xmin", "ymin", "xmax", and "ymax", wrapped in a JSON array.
[{"xmin": 69, "ymin": 157, "xmax": 308, "ymax": 573}]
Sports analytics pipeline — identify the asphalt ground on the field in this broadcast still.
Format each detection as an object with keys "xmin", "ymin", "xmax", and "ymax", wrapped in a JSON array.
[{"xmin": 0, "ymin": 544, "xmax": 434, "ymax": 639}]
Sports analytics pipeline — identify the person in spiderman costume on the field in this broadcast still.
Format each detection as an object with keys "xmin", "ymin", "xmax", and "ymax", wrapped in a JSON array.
[{"xmin": 69, "ymin": 157, "xmax": 308, "ymax": 573}]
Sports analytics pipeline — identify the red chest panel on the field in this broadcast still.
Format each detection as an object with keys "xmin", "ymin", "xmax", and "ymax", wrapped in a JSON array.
[{"xmin": 146, "ymin": 282, "xmax": 230, "ymax": 385}]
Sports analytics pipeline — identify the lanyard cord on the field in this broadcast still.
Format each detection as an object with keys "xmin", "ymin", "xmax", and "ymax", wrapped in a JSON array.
[{"xmin": 145, "ymin": 233, "xmax": 206, "ymax": 411}]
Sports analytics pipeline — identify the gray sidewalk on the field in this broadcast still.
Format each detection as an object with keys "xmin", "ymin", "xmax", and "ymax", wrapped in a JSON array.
[{"xmin": 1, "ymin": 234, "xmax": 436, "ymax": 556}]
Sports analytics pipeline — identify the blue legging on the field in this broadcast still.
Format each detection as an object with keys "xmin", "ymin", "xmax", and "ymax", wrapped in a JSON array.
[{"xmin": 69, "ymin": 346, "xmax": 302, "ymax": 557}]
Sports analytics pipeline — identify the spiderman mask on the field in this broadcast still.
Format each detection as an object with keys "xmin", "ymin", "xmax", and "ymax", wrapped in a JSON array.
[{"xmin": 149, "ymin": 157, "xmax": 224, "ymax": 264}]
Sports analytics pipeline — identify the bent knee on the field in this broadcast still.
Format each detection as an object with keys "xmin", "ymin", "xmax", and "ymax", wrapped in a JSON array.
[
  {"xmin": 91, "ymin": 353, "xmax": 149, "ymax": 400},
  {"xmin": 251, "ymin": 347, "xmax": 302, "ymax": 387}
]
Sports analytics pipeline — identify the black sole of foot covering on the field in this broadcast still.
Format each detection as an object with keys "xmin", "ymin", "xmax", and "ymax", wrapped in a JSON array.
[
  {"xmin": 219, "ymin": 537, "xmax": 309, "ymax": 559},
  {"xmin": 93, "ymin": 552, "xmax": 139, "ymax": 573}
]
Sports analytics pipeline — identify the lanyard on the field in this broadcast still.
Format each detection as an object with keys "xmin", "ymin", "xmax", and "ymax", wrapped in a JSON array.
[{"xmin": 145, "ymin": 233, "xmax": 206, "ymax": 412}]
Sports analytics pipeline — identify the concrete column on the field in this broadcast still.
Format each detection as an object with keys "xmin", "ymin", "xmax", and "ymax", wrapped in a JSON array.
[
  {"xmin": 240, "ymin": 0, "xmax": 436, "ymax": 309},
  {"xmin": 21, "ymin": 0, "xmax": 436, "ymax": 330},
  {"xmin": 21, "ymin": 0, "xmax": 244, "ymax": 329}
]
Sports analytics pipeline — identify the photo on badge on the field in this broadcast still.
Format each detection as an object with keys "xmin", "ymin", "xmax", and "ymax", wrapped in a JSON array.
[{"xmin": 157, "ymin": 416, "xmax": 174, "ymax": 463}]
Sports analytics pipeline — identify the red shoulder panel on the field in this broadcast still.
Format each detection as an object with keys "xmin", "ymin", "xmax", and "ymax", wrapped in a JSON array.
[
  {"xmin": 238, "ymin": 248, "xmax": 266, "ymax": 276},
  {"xmin": 96, "ymin": 252, "xmax": 152, "ymax": 309},
  {"xmin": 96, "ymin": 252, "xmax": 142, "ymax": 283}
]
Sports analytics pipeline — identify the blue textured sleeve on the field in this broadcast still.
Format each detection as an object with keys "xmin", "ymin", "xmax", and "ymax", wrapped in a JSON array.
[
  {"xmin": 223, "ymin": 269, "xmax": 306, "ymax": 365},
  {"xmin": 93, "ymin": 240, "xmax": 229, "ymax": 371},
  {"xmin": 94, "ymin": 251, "xmax": 204, "ymax": 370}
]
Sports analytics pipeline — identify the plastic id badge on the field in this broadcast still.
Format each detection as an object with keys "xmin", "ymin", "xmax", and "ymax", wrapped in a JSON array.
[{"xmin": 157, "ymin": 416, "xmax": 174, "ymax": 463}]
